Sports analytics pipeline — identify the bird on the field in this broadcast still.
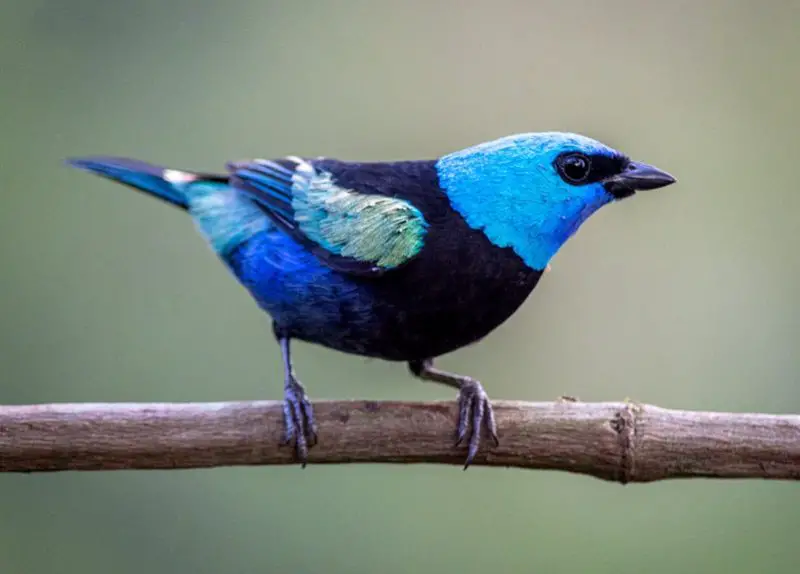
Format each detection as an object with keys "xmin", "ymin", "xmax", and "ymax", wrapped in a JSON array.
[{"xmin": 65, "ymin": 131, "xmax": 675, "ymax": 468}]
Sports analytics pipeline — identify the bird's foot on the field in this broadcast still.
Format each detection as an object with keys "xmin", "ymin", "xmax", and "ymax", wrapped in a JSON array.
[
  {"xmin": 455, "ymin": 378, "xmax": 499, "ymax": 469},
  {"xmin": 408, "ymin": 359, "xmax": 500, "ymax": 469},
  {"xmin": 281, "ymin": 375, "xmax": 318, "ymax": 466}
]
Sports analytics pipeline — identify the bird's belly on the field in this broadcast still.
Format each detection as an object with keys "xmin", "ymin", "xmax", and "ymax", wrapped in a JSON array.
[
  {"xmin": 360, "ymin": 273, "xmax": 542, "ymax": 360},
  {"xmin": 228, "ymin": 231, "xmax": 542, "ymax": 361}
]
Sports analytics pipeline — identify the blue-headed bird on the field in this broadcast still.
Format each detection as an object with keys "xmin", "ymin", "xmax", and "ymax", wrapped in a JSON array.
[{"xmin": 66, "ymin": 132, "xmax": 675, "ymax": 467}]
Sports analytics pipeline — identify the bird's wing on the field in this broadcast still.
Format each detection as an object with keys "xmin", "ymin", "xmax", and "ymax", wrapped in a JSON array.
[{"xmin": 228, "ymin": 156, "xmax": 428, "ymax": 277}]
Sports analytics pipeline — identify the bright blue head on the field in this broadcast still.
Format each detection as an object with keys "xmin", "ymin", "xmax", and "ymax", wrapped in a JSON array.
[{"xmin": 435, "ymin": 132, "xmax": 675, "ymax": 271}]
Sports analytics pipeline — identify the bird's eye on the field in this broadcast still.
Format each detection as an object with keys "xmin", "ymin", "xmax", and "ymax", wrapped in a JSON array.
[{"xmin": 556, "ymin": 153, "xmax": 592, "ymax": 184}]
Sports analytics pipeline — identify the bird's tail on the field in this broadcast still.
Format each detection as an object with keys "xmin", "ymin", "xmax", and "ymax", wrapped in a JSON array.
[{"xmin": 65, "ymin": 156, "xmax": 218, "ymax": 210}]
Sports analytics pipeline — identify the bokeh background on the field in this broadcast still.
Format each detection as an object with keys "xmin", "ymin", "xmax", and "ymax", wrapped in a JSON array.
[{"xmin": 2, "ymin": 0, "xmax": 799, "ymax": 572}]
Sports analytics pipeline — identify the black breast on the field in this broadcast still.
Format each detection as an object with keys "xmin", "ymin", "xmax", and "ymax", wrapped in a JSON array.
[{"xmin": 309, "ymin": 158, "xmax": 543, "ymax": 361}]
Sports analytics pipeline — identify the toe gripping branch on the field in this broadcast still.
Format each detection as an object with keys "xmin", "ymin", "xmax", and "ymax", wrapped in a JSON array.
[{"xmin": 409, "ymin": 359, "xmax": 499, "ymax": 468}]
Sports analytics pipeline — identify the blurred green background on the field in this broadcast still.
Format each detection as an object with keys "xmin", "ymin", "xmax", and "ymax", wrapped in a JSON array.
[{"xmin": 2, "ymin": 0, "xmax": 799, "ymax": 572}]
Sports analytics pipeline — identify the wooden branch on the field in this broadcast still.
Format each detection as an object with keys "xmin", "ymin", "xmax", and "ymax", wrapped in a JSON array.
[{"xmin": 1, "ymin": 399, "xmax": 798, "ymax": 482}]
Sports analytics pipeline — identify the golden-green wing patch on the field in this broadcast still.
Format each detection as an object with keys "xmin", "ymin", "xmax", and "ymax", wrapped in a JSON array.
[{"xmin": 229, "ymin": 157, "xmax": 428, "ymax": 276}]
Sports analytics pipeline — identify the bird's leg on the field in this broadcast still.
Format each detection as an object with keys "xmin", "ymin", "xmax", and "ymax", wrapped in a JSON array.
[
  {"xmin": 278, "ymin": 336, "xmax": 317, "ymax": 466},
  {"xmin": 408, "ymin": 359, "xmax": 499, "ymax": 468}
]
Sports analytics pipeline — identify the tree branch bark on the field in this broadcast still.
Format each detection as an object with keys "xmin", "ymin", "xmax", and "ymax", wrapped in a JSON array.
[{"xmin": 1, "ymin": 399, "xmax": 798, "ymax": 482}]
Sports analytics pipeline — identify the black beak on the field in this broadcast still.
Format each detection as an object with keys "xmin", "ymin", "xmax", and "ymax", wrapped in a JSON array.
[{"xmin": 604, "ymin": 161, "xmax": 676, "ymax": 199}]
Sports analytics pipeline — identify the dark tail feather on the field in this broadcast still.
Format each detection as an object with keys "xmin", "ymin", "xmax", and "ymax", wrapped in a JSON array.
[{"xmin": 65, "ymin": 156, "xmax": 192, "ymax": 209}]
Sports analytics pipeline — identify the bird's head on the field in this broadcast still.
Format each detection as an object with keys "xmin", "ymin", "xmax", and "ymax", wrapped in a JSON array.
[{"xmin": 436, "ymin": 131, "xmax": 676, "ymax": 271}]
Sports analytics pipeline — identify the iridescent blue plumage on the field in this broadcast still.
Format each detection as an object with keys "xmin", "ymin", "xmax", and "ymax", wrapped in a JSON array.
[
  {"xmin": 437, "ymin": 132, "xmax": 622, "ymax": 270},
  {"xmin": 65, "ymin": 132, "xmax": 675, "ymax": 467}
]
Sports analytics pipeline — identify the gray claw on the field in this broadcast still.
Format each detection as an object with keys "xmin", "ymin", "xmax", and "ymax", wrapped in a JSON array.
[
  {"xmin": 454, "ymin": 379, "xmax": 499, "ymax": 469},
  {"xmin": 282, "ymin": 376, "xmax": 317, "ymax": 466}
]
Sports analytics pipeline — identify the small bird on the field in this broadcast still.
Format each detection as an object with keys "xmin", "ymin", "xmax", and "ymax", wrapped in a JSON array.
[{"xmin": 66, "ymin": 132, "xmax": 675, "ymax": 467}]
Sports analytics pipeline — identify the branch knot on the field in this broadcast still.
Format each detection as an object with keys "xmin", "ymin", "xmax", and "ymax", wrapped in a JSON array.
[{"xmin": 611, "ymin": 402, "xmax": 640, "ymax": 484}]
